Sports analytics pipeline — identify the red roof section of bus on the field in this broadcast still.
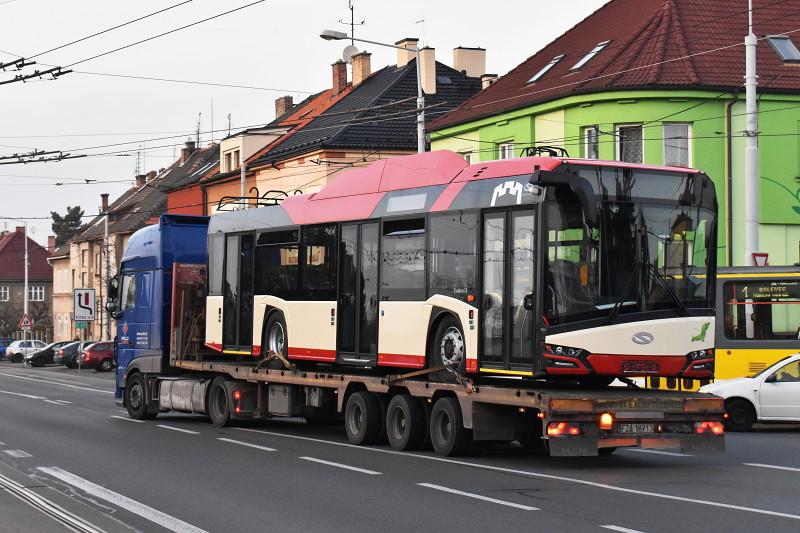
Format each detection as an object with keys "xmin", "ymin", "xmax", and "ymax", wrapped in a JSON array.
[
  {"xmin": 452, "ymin": 157, "xmax": 561, "ymax": 182},
  {"xmin": 564, "ymin": 157, "xmax": 699, "ymax": 173}
]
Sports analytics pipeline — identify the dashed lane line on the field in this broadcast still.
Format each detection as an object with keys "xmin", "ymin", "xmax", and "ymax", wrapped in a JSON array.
[
  {"xmin": 418, "ymin": 483, "xmax": 538, "ymax": 511},
  {"xmin": 0, "ymin": 372, "xmax": 113, "ymax": 394},
  {"xmin": 601, "ymin": 526, "xmax": 646, "ymax": 533},
  {"xmin": 299, "ymin": 456, "xmax": 381, "ymax": 475},
  {"xmin": 3, "ymin": 450, "xmax": 32, "ymax": 458},
  {"xmin": 622, "ymin": 449, "xmax": 691, "ymax": 457},
  {"xmin": 743, "ymin": 463, "xmax": 800, "ymax": 473},
  {"xmin": 235, "ymin": 428, "xmax": 800, "ymax": 521},
  {"xmin": 156, "ymin": 424, "xmax": 200, "ymax": 435},
  {"xmin": 217, "ymin": 438, "xmax": 275, "ymax": 452},
  {"xmin": 0, "ymin": 389, "xmax": 46, "ymax": 400},
  {"xmin": 38, "ymin": 466, "xmax": 207, "ymax": 533},
  {"xmin": 111, "ymin": 415, "xmax": 144, "ymax": 423},
  {"xmin": 43, "ymin": 400, "xmax": 66, "ymax": 406}
]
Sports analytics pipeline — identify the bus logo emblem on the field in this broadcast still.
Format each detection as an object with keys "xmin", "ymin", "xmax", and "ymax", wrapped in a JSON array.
[
  {"xmin": 631, "ymin": 332, "xmax": 654, "ymax": 345},
  {"xmin": 490, "ymin": 181, "xmax": 523, "ymax": 206}
]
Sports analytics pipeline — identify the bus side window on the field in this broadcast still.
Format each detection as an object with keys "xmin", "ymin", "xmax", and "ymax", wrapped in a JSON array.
[{"xmin": 381, "ymin": 218, "xmax": 426, "ymax": 301}]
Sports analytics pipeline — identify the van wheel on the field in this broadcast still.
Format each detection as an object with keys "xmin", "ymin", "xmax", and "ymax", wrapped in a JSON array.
[
  {"xmin": 125, "ymin": 373, "xmax": 156, "ymax": 420},
  {"xmin": 344, "ymin": 391, "xmax": 383, "ymax": 445},
  {"xmin": 724, "ymin": 399, "xmax": 755, "ymax": 432},
  {"xmin": 264, "ymin": 313, "xmax": 288, "ymax": 360},
  {"xmin": 429, "ymin": 397, "xmax": 472, "ymax": 456},
  {"xmin": 385, "ymin": 394, "xmax": 428, "ymax": 451},
  {"xmin": 208, "ymin": 377, "xmax": 231, "ymax": 427},
  {"xmin": 426, "ymin": 315, "xmax": 466, "ymax": 382}
]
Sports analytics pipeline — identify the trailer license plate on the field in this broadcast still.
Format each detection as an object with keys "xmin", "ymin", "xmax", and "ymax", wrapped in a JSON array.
[
  {"xmin": 622, "ymin": 361, "xmax": 660, "ymax": 374},
  {"xmin": 617, "ymin": 423, "xmax": 655, "ymax": 434}
]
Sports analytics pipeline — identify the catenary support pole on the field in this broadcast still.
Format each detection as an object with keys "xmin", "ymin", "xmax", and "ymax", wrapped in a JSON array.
[{"xmin": 743, "ymin": 0, "xmax": 759, "ymax": 265}]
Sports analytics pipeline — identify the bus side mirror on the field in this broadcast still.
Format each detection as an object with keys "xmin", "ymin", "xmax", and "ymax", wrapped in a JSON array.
[
  {"xmin": 108, "ymin": 277, "xmax": 119, "ymax": 300},
  {"xmin": 532, "ymin": 170, "xmax": 598, "ymax": 227}
]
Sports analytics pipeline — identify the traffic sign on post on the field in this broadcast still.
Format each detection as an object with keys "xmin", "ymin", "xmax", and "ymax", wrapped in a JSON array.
[
  {"xmin": 752, "ymin": 253, "xmax": 769, "ymax": 267},
  {"xmin": 74, "ymin": 288, "xmax": 96, "ymax": 322},
  {"xmin": 18, "ymin": 313, "xmax": 33, "ymax": 330}
]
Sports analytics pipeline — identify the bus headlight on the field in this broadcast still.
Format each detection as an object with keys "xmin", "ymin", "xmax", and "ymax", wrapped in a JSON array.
[
  {"xmin": 545, "ymin": 344, "xmax": 586, "ymax": 358},
  {"xmin": 687, "ymin": 349, "xmax": 714, "ymax": 361}
]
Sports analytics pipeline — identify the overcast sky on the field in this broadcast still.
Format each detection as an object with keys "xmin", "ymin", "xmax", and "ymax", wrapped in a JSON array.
[{"xmin": 0, "ymin": 0, "xmax": 607, "ymax": 245}]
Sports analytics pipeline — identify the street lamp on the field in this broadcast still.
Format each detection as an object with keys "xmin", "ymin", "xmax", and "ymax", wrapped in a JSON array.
[{"xmin": 320, "ymin": 29, "xmax": 426, "ymax": 153}]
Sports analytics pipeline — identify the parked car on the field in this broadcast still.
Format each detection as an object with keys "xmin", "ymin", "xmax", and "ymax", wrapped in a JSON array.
[
  {"xmin": 0, "ymin": 338, "xmax": 14, "ymax": 358},
  {"xmin": 699, "ymin": 353, "xmax": 800, "ymax": 431},
  {"xmin": 54, "ymin": 340, "xmax": 98, "ymax": 368},
  {"xmin": 80, "ymin": 341, "xmax": 115, "ymax": 372},
  {"xmin": 25, "ymin": 341, "xmax": 71, "ymax": 367},
  {"xmin": 4, "ymin": 340, "xmax": 47, "ymax": 363}
]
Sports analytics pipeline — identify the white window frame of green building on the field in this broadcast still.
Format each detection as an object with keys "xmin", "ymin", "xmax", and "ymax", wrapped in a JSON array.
[
  {"xmin": 663, "ymin": 122, "xmax": 692, "ymax": 168},
  {"xmin": 583, "ymin": 126, "xmax": 599, "ymax": 159},
  {"xmin": 498, "ymin": 142, "xmax": 516, "ymax": 160},
  {"xmin": 616, "ymin": 123, "xmax": 644, "ymax": 164},
  {"xmin": 459, "ymin": 150, "xmax": 473, "ymax": 165},
  {"xmin": 28, "ymin": 285, "xmax": 44, "ymax": 302},
  {"xmin": 0, "ymin": 286, "xmax": 8, "ymax": 301}
]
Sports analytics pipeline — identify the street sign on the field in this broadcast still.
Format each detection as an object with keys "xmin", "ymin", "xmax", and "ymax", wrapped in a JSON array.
[
  {"xmin": 74, "ymin": 288, "xmax": 96, "ymax": 322},
  {"xmin": 76, "ymin": 321, "xmax": 88, "ymax": 330},
  {"xmin": 752, "ymin": 253, "xmax": 769, "ymax": 267},
  {"xmin": 18, "ymin": 313, "xmax": 33, "ymax": 330}
]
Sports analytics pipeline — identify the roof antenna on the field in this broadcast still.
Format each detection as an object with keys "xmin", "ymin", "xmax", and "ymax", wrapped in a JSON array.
[
  {"xmin": 339, "ymin": 0, "xmax": 364, "ymax": 45},
  {"xmin": 227, "ymin": 113, "xmax": 231, "ymax": 137},
  {"xmin": 415, "ymin": 19, "xmax": 426, "ymax": 48},
  {"xmin": 196, "ymin": 112, "xmax": 202, "ymax": 147}
]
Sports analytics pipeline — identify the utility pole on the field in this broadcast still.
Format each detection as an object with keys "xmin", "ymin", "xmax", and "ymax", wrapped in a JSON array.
[
  {"xmin": 744, "ymin": 0, "xmax": 759, "ymax": 265},
  {"xmin": 23, "ymin": 222, "xmax": 28, "ymax": 343},
  {"xmin": 104, "ymin": 211, "xmax": 111, "ymax": 340}
]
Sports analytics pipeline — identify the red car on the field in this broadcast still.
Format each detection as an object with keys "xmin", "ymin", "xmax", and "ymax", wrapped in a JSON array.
[{"xmin": 80, "ymin": 341, "xmax": 115, "ymax": 372}]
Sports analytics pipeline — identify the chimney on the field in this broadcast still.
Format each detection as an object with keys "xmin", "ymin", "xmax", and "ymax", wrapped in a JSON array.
[
  {"xmin": 146, "ymin": 170, "xmax": 157, "ymax": 182},
  {"xmin": 481, "ymin": 73, "xmax": 498, "ymax": 89},
  {"xmin": 275, "ymin": 95, "xmax": 293, "ymax": 118},
  {"xmin": 332, "ymin": 60, "xmax": 348, "ymax": 94},
  {"xmin": 352, "ymin": 51, "xmax": 372, "ymax": 86},
  {"xmin": 395, "ymin": 38, "xmax": 419, "ymax": 68},
  {"xmin": 135, "ymin": 174, "xmax": 146, "ymax": 187},
  {"xmin": 419, "ymin": 47, "xmax": 436, "ymax": 95},
  {"xmin": 101, "ymin": 193, "xmax": 109, "ymax": 212},
  {"xmin": 16, "ymin": 226, "xmax": 24, "ymax": 234},
  {"xmin": 453, "ymin": 47, "xmax": 486, "ymax": 78},
  {"xmin": 47, "ymin": 235, "xmax": 55, "ymax": 252},
  {"xmin": 180, "ymin": 139, "xmax": 196, "ymax": 163}
]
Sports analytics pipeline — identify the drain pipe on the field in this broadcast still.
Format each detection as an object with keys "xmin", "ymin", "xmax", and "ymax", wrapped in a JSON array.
[{"xmin": 726, "ymin": 90, "xmax": 739, "ymax": 267}]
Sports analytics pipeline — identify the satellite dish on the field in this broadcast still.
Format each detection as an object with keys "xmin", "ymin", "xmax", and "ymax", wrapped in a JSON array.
[{"xmin": 342, "ymin": 44, "xmax": 359, "ymax": 64}]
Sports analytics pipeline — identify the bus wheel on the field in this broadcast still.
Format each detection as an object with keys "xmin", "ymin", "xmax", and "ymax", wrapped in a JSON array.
[
  {"xmin": 427, "ymin": 316, "xmax": 466, "ymax": 381},
  {"xmin": 208, "ymin": 377, "xmax": 231, "ymax": 427},
  {"xmin": 265, "ymin": 313, "xmax": 288, "ymax": 360},
  {"xmin": 429, "ymin": 397, "xmax": 472, "ymax": 456},
  {"xmin": 724, "ymin": 399, "xmax": 755, "ymax": 432},
  {"xmin": 386, "ymin": 394, "xmax": 428, "ymax": 451},
  {"xmin": 344, "ymin": 391, "xmax": 383, "ymax": 445},
  {"xmin": 125, "ymin": 373, "xmax": 156, "ymax": 420}
]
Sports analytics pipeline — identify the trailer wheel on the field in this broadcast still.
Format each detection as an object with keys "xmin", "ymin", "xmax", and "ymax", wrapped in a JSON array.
[
  {"xmin": 429, "ymin": 397, "xmax": 472, "ymax": 456},
  {"xmin": 427, "ymin": 315, "xmax": 466, "ymax": 382},
  {"xmin": 265, "ymin": 312, "xmax": 288, "ymax": 360},
  {"xmin": 344, "ymin": 391, "xmax": 383, "ymax": 445},
  {"xmin": 208, "ymin": 377, "xmax": 232, "ymax": 427},
  {"xmin": 724, "ymin": 399, "xmax": 755, "ymax": 432},
  {"xmin": 385, "ymin": 394, "xmax": 428, "ymax": 451},
  {"xmin": 125, "ymin": 373, "xmax": 156, "ymax": 420}
]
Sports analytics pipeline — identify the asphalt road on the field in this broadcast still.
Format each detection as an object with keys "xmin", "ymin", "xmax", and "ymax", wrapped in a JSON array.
[{"xmin": 0, "ymin": 362, "xmax": 799, "ymax": 533}]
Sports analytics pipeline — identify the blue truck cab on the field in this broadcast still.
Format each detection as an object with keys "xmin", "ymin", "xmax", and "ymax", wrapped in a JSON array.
[{"xmin": 110, "ymin": 215, "xmax": 208, "ymax": 402}]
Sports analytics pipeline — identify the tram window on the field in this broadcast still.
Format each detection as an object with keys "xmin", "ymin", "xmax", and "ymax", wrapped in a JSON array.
[
  {"xmin": 723, "ymin": 280, "xmax": 800, "ymax": 340},
  {"xmin": 381, "ymin": 218, "xmax": 426, "ymax": 300},
  {"xmin": 255, "ymin": 243, "xmax": 299, "ymax": 299},
  {"xmin": 428, "ymin": 212, "xmax": 478, "ymax": 301},
  {"xmin": 302, "ymin": 225, "xmax": 337, "ymax": 300},
  {"xmin": 207, "ymin": 233, "xmax": 224, "ymax": 296}
]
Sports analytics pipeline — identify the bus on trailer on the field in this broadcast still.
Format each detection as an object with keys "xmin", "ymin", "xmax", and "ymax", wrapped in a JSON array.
[{"xmin": 203, "ymin": 150, "xmax": 717, "ymax": 384}]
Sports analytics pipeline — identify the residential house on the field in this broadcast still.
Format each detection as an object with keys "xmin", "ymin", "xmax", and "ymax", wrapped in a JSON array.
[
  {"xmin": 161, "ymin": 140, "xmax": 220, "ymax": 216},
  {"xmin": 431, "ymin": 0, "xmax": 800, "ymax": 266},
  {"xmin": 0, "ymin": 228, "xmax": 53, "ymax": 340},
  {"xmin": 48, "ymin": 243, "xmax": 73, "ymax": 342}
]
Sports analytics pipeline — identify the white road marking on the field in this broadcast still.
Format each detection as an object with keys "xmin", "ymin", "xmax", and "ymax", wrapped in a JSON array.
[
  {"xmin": 217, "ymin": 438, "xmax": 275, "ymax": 451},
  {"xmin": 52, "ymin": 400, "xmax": 72, "ymax": 404},
  {"xmin": 0, "ymin": 372, "xmax": 112, "ymax": 394},
  {"xmin": 418, "ymin": 482, "xmax": 538, "ymax": 511},
  {"xmin": 744, "ymin": 463, "xmax": 800, "ymax": 473},
  {"xmin": 37, "ymin": 467, "xmax": 207, "ymax": 533},
  {"xmin": 601, "ymin": 525, "xmax": 646, "ymax": 533},
  {"xmin": 623, "ymin": 449, "xmax": 691, "ymax": 457},
  {"xmin": 44, "ymin": 400, "xmax": 65, "ymax": 405},
  {"xmin": 0, "ymin": 389, "xmax": 46, "ymax": 400},
  {"xmin": 236, "ymin": 428, "xmax": 800, "ymax": 521},
  {"xmin": 3, "ymin": 449, "xmax": 32, "ymax": 458},
  {"xmin": 156, "ymin": 424, "xmax": 200, "ymax": 435},
  {"xmin": 299, "ymin": 456, "xmax": 381, "ymax": 475},
  {"xmin": 111, "ymin": 415, "xmax": 144, "ymax": 423}
]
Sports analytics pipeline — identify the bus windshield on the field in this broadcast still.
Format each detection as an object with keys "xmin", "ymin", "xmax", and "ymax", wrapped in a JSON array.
[{"xmin": 544, "ymin": 165, "xmax": 716, "ymax": 326}]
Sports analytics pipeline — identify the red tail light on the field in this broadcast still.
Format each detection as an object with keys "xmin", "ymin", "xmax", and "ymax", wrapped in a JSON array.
[
  {"xmin": 547, "ymin": 422, "xmax": 582, "ymax": 437},
  {"xmin": 694, "ymin": 421, "xmax": 724, "ymax": 435},
  {"xmin": 58, "ymin": 349, "xmax": 64, "ymax": 355}
]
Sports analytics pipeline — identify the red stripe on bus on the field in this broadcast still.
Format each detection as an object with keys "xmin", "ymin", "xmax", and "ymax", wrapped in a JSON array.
[
  {"xmin": 378, "ymin": 353, "xmax": 425, "ymax": 368},
  {"xmin": 430, "ymin": 182, "xmax": 467, "ymax": 211},
  {"xmin": 466, "ymin": 358, "xmax": 478, "ymax": 373},
  {"xmin": 586, "ymin": 354, "xmax": 686, "ymax": 375},
  {"xmin": 205, "ymin": 342, "xmax": 223, "ymax": 353},
  {"xmin": 288, "ymin": 347, "xmax": 337, "ymax": 362},
  {"xmin": 252, "ymin": 345, "xmax": 261, "ymax": 356}
]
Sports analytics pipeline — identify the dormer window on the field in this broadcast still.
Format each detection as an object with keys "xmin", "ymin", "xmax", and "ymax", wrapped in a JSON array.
[
  {"xmin": 570, "ymin": 40, "xmax": 610, "ymax": 71},
  {"xmin": 528, "ymin": 54, "xmax": 564, "ymax": 83},
  {"xmin": 767, "ymin": 35, "xmax": 800, "ymax": 63}
]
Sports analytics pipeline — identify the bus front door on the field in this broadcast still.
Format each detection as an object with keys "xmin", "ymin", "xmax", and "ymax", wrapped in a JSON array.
[
  {"xmin": 337, "ymin": 222, "xmax": 379, "ymax": 364},
  {"xmin": 481, "ymin": 209, "xmax": 536, "ymax": 374}
]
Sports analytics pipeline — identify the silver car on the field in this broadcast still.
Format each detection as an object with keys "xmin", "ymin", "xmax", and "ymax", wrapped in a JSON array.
[{"xmin": 4, "ymin": 340, "xmax": 47, "ymax": 363}]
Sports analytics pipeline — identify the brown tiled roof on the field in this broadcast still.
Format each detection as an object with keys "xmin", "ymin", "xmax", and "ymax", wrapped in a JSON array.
[
  {"xmin": 432, "ymin": 0, "xmax": 800, "ymax": 130},
  {"xmin": 0, "ymin": 229, "xmax": 52, "ymax": 280}
]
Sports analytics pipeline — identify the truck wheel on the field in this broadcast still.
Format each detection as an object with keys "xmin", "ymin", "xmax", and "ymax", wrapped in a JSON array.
[
  {"xmin": 344, "ymin": 391, "xmax": 383, "ymax": 445},
  {"xmin": 208, "ymin": 377, "xmax": 231, "ymax": 427},
  {"xmin": 429, "ymin": 396, "xmax": 472, "ymax": 456},
  {"xmin": 125, "ymin": 373, "xmax": 156, "ymax": 420},
  {"xmin": 724, "ymin": 399, "xmax": 755, "ymax": 432},
  {"xmin": 426, "ymin": 315, "xmax": 466, "ymax": 382},
  {"xmin": 385, "ymin": 394, "xmax": 428, "ymax": 451},
  {"xmin": 265, "ymin": 313, "xmax": 288, "ymax": 360}
]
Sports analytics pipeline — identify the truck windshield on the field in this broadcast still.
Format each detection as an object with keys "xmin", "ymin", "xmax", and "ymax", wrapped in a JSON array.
[{"xmin": 544, "ymin": 166, "xmax": 716, "ymax": 326}]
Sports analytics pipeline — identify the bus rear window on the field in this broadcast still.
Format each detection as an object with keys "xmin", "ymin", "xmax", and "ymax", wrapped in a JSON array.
[{"xmin": 723, "ymin": 280, "xmax": 800, "ymax": 340}]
